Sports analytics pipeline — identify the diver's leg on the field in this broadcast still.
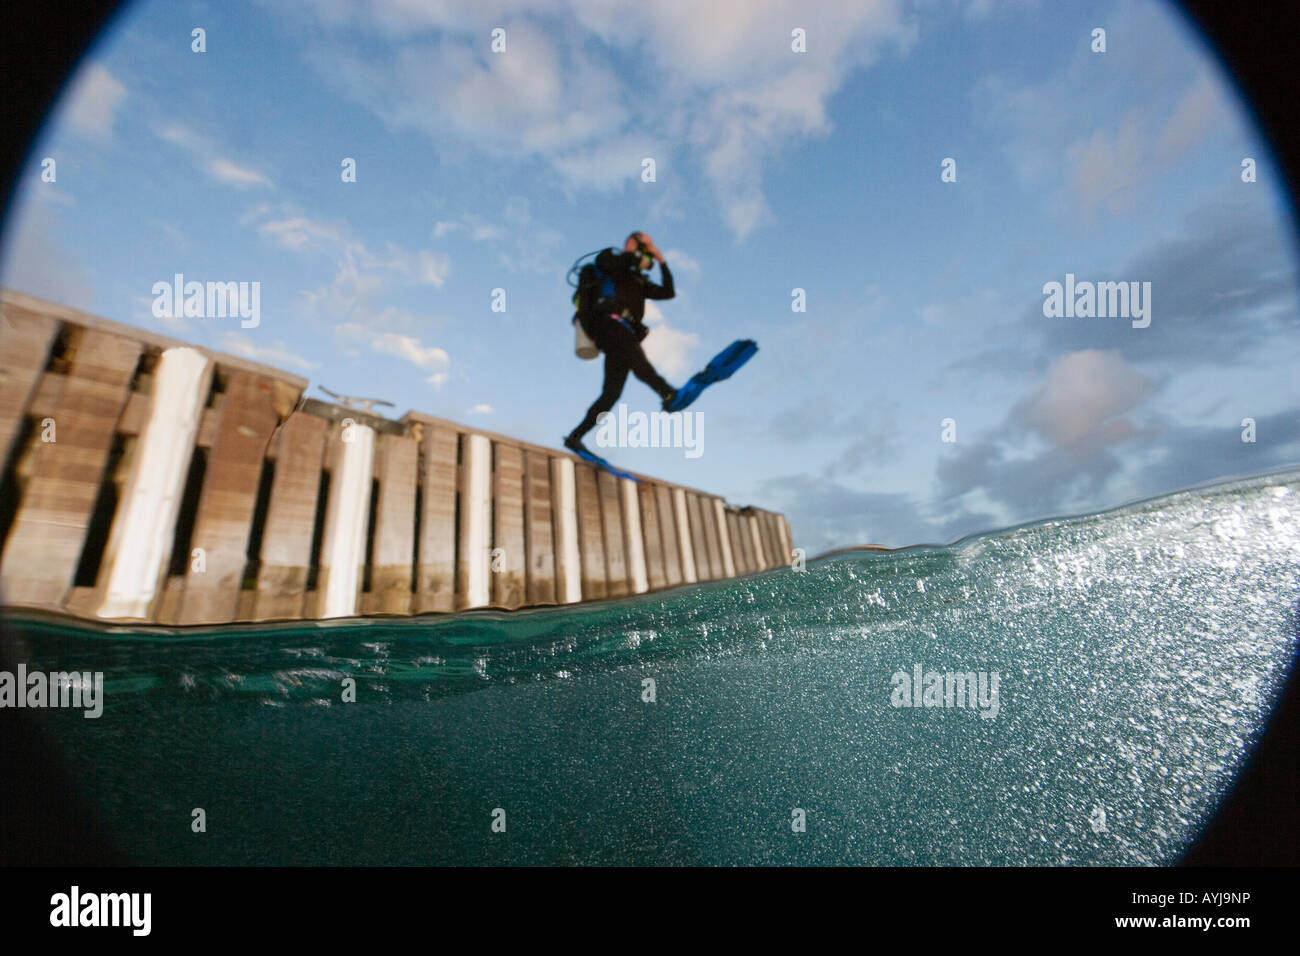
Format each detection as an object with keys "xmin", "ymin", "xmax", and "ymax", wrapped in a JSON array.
[
  {"xmin": 567, "ymin": 347, "xmax": 631, "ymax": 445},
  {"xmin": 623, "ymin": 328, "xmax": 675, "ymax": 400}
]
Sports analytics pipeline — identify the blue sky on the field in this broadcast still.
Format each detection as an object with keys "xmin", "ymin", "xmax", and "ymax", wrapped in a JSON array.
[{"xmin": 2, "ymin": 0, "xmax": 1297, "ymax": 553}]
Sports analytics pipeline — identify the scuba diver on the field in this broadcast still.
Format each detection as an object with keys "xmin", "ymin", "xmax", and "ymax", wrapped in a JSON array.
[{"xmin": 564, "ymin": 231, "xmax": 679, "ymax": 456}]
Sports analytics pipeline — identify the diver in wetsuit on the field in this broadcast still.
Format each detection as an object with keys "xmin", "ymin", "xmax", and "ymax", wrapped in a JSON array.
[{"xmin": 564, "ymin": 231, "xmax": 679, "ymax": 455}]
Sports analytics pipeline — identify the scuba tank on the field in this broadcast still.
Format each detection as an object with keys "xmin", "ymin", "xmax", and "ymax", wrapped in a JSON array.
[
  {"xmin": 573, "ymin": 317, "xmax": 598, "ymax": 359},
  {"xmin": 567, "ymin": 249, "xmax": 618, "ymax": 360}
]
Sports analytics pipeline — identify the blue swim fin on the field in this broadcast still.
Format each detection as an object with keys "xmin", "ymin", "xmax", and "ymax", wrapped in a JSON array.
[
  {"xmin": 567, "ymin": 441, "xmax": 641, "ymax": 483},
  {"xmin": 664, "ymin": 339, "xmax": 758, "ymax": 412}
]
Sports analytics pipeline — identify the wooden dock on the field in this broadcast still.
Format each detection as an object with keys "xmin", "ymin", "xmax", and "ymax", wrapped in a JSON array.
[{"xmin": 0, "ymin": 290, "xmax": 794, "ymax": 626}]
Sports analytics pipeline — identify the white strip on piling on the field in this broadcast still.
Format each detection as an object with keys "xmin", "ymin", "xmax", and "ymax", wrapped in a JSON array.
[
  {"xmin": 673, "ymin": 487, "xmax": 697, "ymax": 584},
  {"xmin": 621, "ymin": 478, "xmax": 648, "ymax": 594},
  {"xmin": 460, "ymin": 433, "xmax": 491, "ymax": 608},
  {"xmin": 713, "ymin": 499, "xmax": 736, "ymax": 577},
  {"xmin": 97, "ymin": 347, "xmax": 211, "ymax": 619},
  {"xmin": 319, "ymin": 421, "xmax": 375, "ymax": 619},
  {"xmin": 551, "ymin": 456, "xmax": 582, "ymax": 604},
  {"xmin": 777, "ymin": 515, "xmax": 793, "ymax": 565}
]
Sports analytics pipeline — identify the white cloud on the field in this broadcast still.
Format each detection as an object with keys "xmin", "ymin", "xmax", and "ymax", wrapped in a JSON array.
[
  {"xmin": 256, "ymin": 205, "xmax": 448, "ymax": 285},
  {"xmin": 1064, "ymin": 70, "xmax": 1228, "ymax": 222},
  {"xmin": 379, "ymin": 243, "xmax": 450, "ymax": 287},
  {"xmin": 259, "ymin": 215, "xmax": 343, "ymax": 251},
  {"xmin": 207, "ymin": 157, "xmax": 273, "ymax": 189},
  {"xmin": 1066, "ymin": 110, "xmax": 1147, "ymax": 219},
  {"xmin": 974, "ymin": 6, "xmax": 1234, "ymax": 223},
  {"xmin": 430, "ymin": 196, "xmax": 562, "ymax": 274},
  {"xmin": 1156, "ymin": 70, "xmax": 1226, "ymax": 162},
  {"xmin": 336, "ymin": 321, "xmax": 451, "ymax": 385},
  {"xmin": 373, "ymin": 330, "xmax": 449, "ymax": 370},
  {"xmin": 661, "ymin": 248, "xmax": 701, "ymax": 276},
  {"xmin": 219, "ymin": 331, "xmax": 320, "ymax": 371},
  {"xmin": 283, "ymin": 0, "xmax": 912, "ymax": 241},
  {"xmin": 640, "ymin": 300, "xmax": 700, "ymax": 380},
  {"xmin": 61, "ymin": 63, "xmax": 126, "ymax": 140},
  {"xmin": 246, "ymin": 204, "xmax": 451, "ymax": 344},
  {"xmin": 469, "ymin": 403, "xmax": 493, "ymax": 414},
  {"xmin": 155, "ymin": 123, "xmax": 273, "ymax": 190},
  {"xmin": 1016, "ymin": 350, "xmax": 1154, "ymax": 447}
]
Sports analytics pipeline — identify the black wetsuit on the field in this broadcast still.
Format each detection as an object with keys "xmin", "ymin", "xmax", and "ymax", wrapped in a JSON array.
[{"xmin": 568, "ymin": 249, "xmax": 676, "ymax": 442}]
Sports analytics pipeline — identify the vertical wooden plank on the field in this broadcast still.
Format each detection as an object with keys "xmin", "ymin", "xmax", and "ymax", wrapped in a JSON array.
[
  {"xmin": 550, "ymin": 457, "xmax": 582, "ymax": 604},
  {"xmin": 597, "ymin": 469, "xmax": 628, "ymax": 597},
  {"xmin": 734, "ymin": 509, "xmax": 756, "ymax": 575},
  {"xmin": 97, "ymin": 347, "xmax": 212, "ymax": 620},
  {"xmin": 761, "ymin": 512, "xmax": 783, "ymax": 570},
  {"xmin": 574, "ymin": 461, "xmax": 607, "ymax": 599},
  {"xmin": 638, "ymin": 482, "xmax": 666, "ymax": 590},
  {"xmin": 672, "ymin": 487, "xmax": 696, "ymax": 584},
  {"xmin": 713, "ymin": 498, "xmax": 736, "ymax": 578},
  {"xmin": 700, "ymin": 494, "xmax": 723, "ymax": 580},
  {"xmin": 751, "ymin": 510, "xmax": 772, "ymax": 573},
  {"xmin": 748, "ymin": 511, "xmax": 769, "ymax": 569},
  {"xmin": 254, "ymin": 411, "xmax": 327, "ymax": 621},
  {"xmin": 456, "ymin": 433, "xmax": 491, "ymax": 610},
  {"xmin": 173, "ymin": 370, "xmax": 282, "ymax": 625},
  {"xmin": 779, "ymin": 515, "xmax": 794, "ymax": 564},
  {"xmin": 727, "ymin": 510, "xmax": 745, "ymax": 575},
  {"xmin": 722, "ymin": 510, "xmax": 740, "ymax": 575},
  {"xmin": 687, "ymin": 493, "xmax": 711, "ymax": 581},
  {"xmin": 369, "ymin": 433, "xmax": 418, "ymax": 614},
  {"xmin": 0, "ymin": 329, "xmax": 141, "ymax": 607},
  {"xmin": 756, "ymin": 512, "xmax": 774, "ymax": 568},
  {"xmin": 492, "ymin": 442, "xmax": 526, "ymax": 609},
  {"xmin": 524, "ymin": 449, "xmax": 556, "ymax": 605},
  {"xmin": 621, "ymin": 478, "xmax": 648, "ymax": 594},
  {"xmin": 415, "ymin": 424, "xmax": 457, "ymax": 614},
  {"xmin": 0, "ymin": 305, "xmax": 58, "ymax": 465},
  {"xmin": 655, "ymin": 484, "xmax": 682, "ymax": 586},
  {"xmin": 739, "ymin": 510, "xmax": 756, "ymax": 570}
]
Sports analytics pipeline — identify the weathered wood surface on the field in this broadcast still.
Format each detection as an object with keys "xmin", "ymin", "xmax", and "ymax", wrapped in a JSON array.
[
  {"xmin": 0, "ymin": 304, "xmax": 58, "ymax": 465},
  {"xmin": 575, "ymin": 462, "xmax": 606, "ymax": 600},
  {"xmin": 415, "ymin": 423, "xmax": 457, "ymax": 614},
  {"xmin": 254, "ymin": 411, "xmax": 327, "ymax": 621},
  {"xmin": 492, "ymin": 442, "xmax": 526, "ymax": 609},
  {"xmin": 366, "ymin": 433, "xmax": 418, "ymax": 615},
  {"xmin": 597, "ymin": 470, "xmax": 628, "ymax": 597},
  {"xmin": 173, "ymin": 370, "xmax": 282, "ymax": 625},
  {"xmin": 0, "ymin": 329, "xmax": 140, "ymax": 607},
  {"xmin": 524, "ymin": 449, "xmax": 557, "ymax": 605}
]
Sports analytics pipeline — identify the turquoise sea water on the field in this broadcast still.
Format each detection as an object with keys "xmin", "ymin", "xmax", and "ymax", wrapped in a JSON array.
[{"xmin": 6, "ymin": 469, "xmax": 1299, "ymax": 865}]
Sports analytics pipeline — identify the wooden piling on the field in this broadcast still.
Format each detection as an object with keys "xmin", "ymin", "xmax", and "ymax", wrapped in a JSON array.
[
  {"xmin": 172, "ymin": 369, "xmax": 282, "ymax": 625},
  {"xmin": 0, "ymin": 328, "xmax": 141, "ymax": 608},
  {"xmin": 366, "ymin": 432, "xmax": 418, "ymax": 615},
  {"xmin": 491, "ymin": 442, "xmax": 526, "ymax": 609},
  {"xmin": 253, "ymin": 411, "xmax": 327, "ymax": 621}
]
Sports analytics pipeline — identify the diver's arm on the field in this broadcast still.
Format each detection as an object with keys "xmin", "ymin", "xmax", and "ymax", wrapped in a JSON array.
[{"xmin": 644, "ymin": 260, "xmax": 675, "ymax": 300}]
